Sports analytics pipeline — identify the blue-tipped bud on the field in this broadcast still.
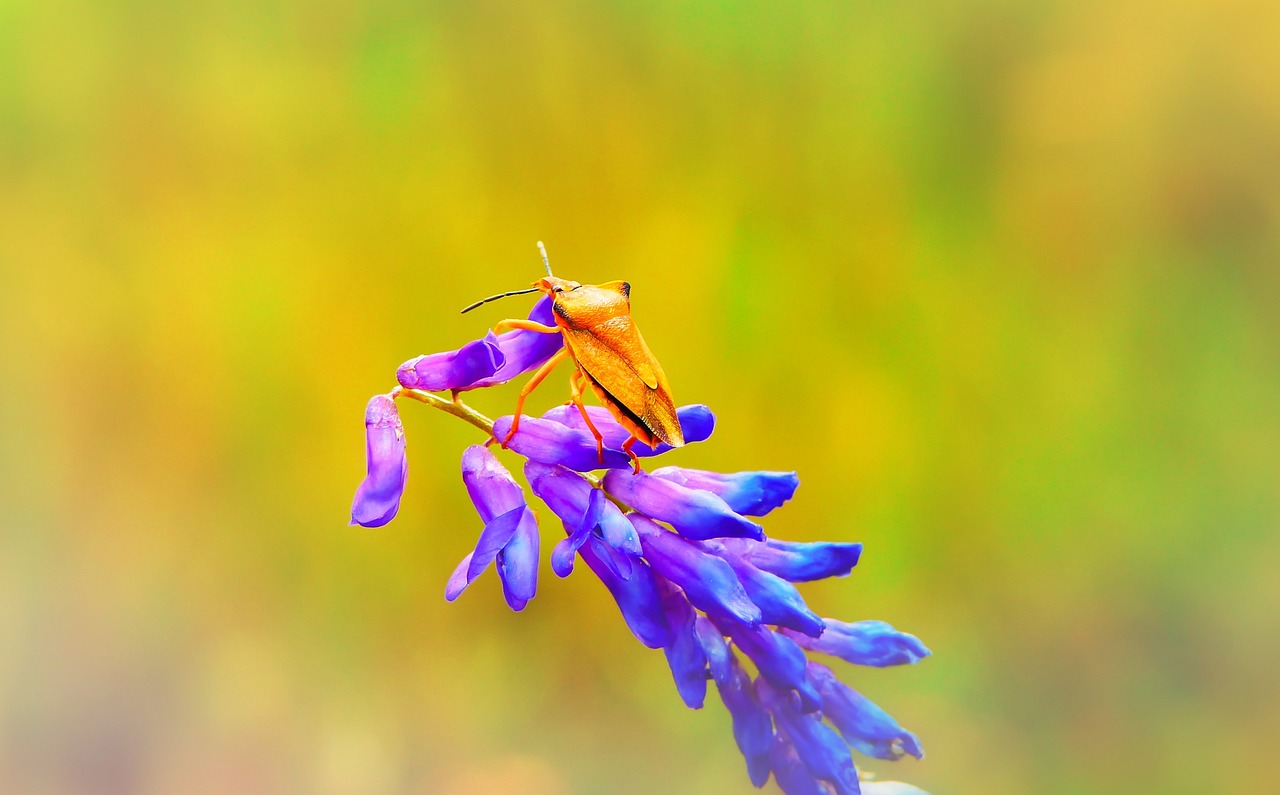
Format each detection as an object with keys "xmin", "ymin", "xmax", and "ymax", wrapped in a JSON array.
[
  {"xmin": 651, "ymin": 467, "xmax": 799, "ymax": 517},
  {"xmin": 631, "ymin": 515, "xmax": 762, "ymax": 627},
  {"xmin": 714, "ymin": 654, "xmax": 775, "ymax": 787},
  {"xmin": 542, "ymin": 403, "xmax": 717, "ymax": 455},
  {"xmin": 603, "ymin": 470, "xmax": 764, "ymax": 541},
  {"xmin": 657, "ymin": 578, "xmax": 709, "ymax": 709},
  {"xmin": 714, "ymin": 537, "xmax": 863, "ymax": 582},
  {"xmin": 757, "ymin": 679, "xmax": 861, "ymax": 795},
  {"xmin": 808, "ymin": 663, "xmax": 924, "ymax": 761},
  {"xmin": 783, "ymin": 620, "xmax": 930, "ymax": 667}
]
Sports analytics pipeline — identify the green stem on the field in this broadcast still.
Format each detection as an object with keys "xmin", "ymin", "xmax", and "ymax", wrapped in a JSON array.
[{"xmin": 393, "ymin": 387, "xmax": 495, "ymax": 436}]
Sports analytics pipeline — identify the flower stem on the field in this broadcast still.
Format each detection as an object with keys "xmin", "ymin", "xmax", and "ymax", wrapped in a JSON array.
[{"xmin": 392, "ymin": 387, "xmax": 495, "ymax": 436}]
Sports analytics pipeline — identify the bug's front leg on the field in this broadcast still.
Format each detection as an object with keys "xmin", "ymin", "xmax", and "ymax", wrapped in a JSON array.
[
  {"xmin": 492, "ymin": 319, "xmax": 560, "ymax": 335},
  {"xmin": 503, "ymin": 347, "xmax": 570, "ymax": 446},
  {"xmin": 569, "ymin": 369, "xmax": 607, "ymax": 464}
]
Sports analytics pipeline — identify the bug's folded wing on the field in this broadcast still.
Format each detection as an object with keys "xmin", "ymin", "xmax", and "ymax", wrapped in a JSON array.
[{"xmin": 563, "ymin": 320, "xmax": 683, "ymax": 447}]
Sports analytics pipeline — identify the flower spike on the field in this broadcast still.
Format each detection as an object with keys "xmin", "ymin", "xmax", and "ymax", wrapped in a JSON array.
[{"xmin": 350, "ymin": 280, "xmax": 932, "ymax": 794}]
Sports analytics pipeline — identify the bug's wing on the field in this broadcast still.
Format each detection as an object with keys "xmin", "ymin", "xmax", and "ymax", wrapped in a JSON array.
[{"xmin": 562, "ymin": 317, "xmax": 683, "ymax": 447}]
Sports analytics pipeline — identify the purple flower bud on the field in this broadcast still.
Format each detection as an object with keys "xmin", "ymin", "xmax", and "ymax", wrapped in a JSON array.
[
  {"xmin": 657, "ymin": 578, "xmax": 708, "ymax": 709},
  {"xmin": 445, "ymin": 503, "xmax": 540, "ymax": 611},
  {"xmin": 714, "ymin": 655, "xmax": 774, "ymax": 787},
  {"xmin": 757, "ymin": 680, "xmax": 860, "ymax": 795},
  {"xmin": 460, "ymin": 444, "xmax": 525, "ymax": 522},
  {"xmin": 541, "ymin": 403, "xmax": 716, "ymax": 455},
  {"xmin": 493, "ymin": 414, "xmax": 631, "ymax": 471},
  {"xmin": 711, "ymin": 614, "xmax": 821, "ymax": 713},
  {"xmin": 782, "ymin": 620, "xmax": 930, "ymax": 667},
  {"xmin": 579, "ymin": 542, "xmax": 672, "ymax": 649},
  {"xmin": 707, "ymin": 548, "xmax": 825, "ymax": 637},
  {"xmin": 469, "ymin": 295, "xmax": 564, "ymax": 388},
  {"xmin": 350, "ymin": 395, "xmax": 408, "ymax": 528},
  {"xmin": 396, "ymin": 333, "xmax": 505, "ymax": 392},
  {"xmin": 631, "ymin": 515, "xmax": 761, "ymax": 627},
  {"xmin": 525, "ymin": 462, "xmax": 640, "ymax": 579},
  {"xmin": 446, "ymin": 447, "xmax": 539, "ymax": 610},
  {"xmin": 714, "ymin": 538, "xmax": 863, "ymax": 582},
  {"xmin": 808, "ymin": 663, "xmax": 924, "ymax": 761},
  {"xmin": 602, "ymin": 470, "xmax": 764, "ymax": 541},
  {"xmin": 769, "ymin": 736, "xmax": 827, "ymax": 795},
  {"xmin": 651, "ymin": 467, "xmax": 799, "ymax": 517}
]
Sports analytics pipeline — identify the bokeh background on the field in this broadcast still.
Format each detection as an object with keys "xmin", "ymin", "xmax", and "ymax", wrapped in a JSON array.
[{"xmin": 2, "ymin": 1, "xmax": 1278, "ymax": 793}]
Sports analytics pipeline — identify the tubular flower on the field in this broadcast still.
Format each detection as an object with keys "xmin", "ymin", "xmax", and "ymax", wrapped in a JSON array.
[
  {"xmin": 349, "ymin": 307, "xmax": 932, "ymax": 793},
  {"xmin": 396, "ymin": 333, "xmax": 505, "ymax": 392},
  {"xmin": 783, "ymin": 619, "xmax": 931, "ymax": 668},
  {"xmin": 445, "ymin": 445, "xmax": 539, "ymax": 611},
  {"xmin": 650, "ymin": 466, "xmax": 799, "ymax": 516},
  {"xmin": 542, "ymin": 403, "xmax": 717, "ymax": 456},
  {"xmin": 350, "ymin": 394, "xmax": 408, "ymax": 528}
]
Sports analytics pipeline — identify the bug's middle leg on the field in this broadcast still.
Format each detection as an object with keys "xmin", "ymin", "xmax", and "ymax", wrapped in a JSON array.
[
  {"xmin": 621, "ymin": 436, "xmax": 641, "ymax": 474},
  {"xmin": 503, "ymin": 347, "xmax": 570, "ymax": 446},
  {"xmin": 569, "ymin": 369, "xmax": 607, "ymax": 464}
]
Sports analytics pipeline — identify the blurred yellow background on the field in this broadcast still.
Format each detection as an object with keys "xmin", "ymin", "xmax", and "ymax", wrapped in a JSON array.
[{"xmin": 2, "ymin": 1, "xmax": 1278, "ymax": 793}]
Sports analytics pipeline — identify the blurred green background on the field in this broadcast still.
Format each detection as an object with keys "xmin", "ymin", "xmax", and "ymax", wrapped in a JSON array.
[{"xmin": 2, "ymin": 1, "xmax": 1278, "ymax": 793}]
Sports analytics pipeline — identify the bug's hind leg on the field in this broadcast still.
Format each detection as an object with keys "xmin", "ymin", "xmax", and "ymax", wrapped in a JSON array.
[
  {"xmin": 503, "ymin": 347, "xmax": 569, "ymax": 446},
  {"xmin": 569, "ymin": 369, "xmax": 607, "ymax": 464}
]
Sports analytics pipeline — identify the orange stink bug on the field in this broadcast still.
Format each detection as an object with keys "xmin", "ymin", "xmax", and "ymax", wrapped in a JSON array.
[{"xmin": 462, "ymin": 242, "xmax": 684, "ymax": 472}]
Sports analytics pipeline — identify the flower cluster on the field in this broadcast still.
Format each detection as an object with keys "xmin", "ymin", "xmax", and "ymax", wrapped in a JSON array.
[{"xmin": 350, "ymin": 296, "xmax": 931, "ymax": 794}]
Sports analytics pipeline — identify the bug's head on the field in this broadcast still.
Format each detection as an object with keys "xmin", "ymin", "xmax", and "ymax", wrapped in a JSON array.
[{"xmin": 536, "ymin": 276, "xmax": 582, "ymax": 297}]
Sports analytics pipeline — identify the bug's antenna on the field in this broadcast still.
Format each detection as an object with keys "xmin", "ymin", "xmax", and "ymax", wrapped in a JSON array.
[
  {"xmin": 460, "ymin": 287, "xmax": 540, "ymax": 314},
  {"xmin": 537, "ymin": 241, "xmax": 553, "ymax": 277}
]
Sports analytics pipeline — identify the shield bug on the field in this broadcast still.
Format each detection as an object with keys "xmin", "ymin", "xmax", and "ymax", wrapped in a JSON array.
[{"xmin": 462, "ymin": 242, "xmax": 684, "ymax": 471}]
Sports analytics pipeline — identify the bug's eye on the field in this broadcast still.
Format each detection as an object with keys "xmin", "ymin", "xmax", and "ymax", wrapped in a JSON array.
[{"xmin": 553, "ymin": 286, "xmax": 564, "ymax": 293}]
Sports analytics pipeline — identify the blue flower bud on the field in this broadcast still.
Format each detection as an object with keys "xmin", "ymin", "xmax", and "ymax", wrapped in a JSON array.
[
  {"xmin": 603, "ymin": 470, "xmax": 764, "ymax": 541},
  {"xmin": 769, "ymin": 736, "xmax": 827, "ymax": 795},
  {"xmin": 651, "ymin": 467, "xmax": 799, "ymax": 516},
  {"xmin": 713, "ymin": 616, "xmax": 821, "ymax": 712},
  {"xmin": 350, "ymin": 395, "xmax": 408, "ymax": 528},
  {"xmin": 494, "ymin": 414, "xmax": 632, "ymax": 471},
  {"xmin": 715, "ymin": 538, "xmax": 863, "ymax": 582},
  {"xmin": 541, "ymin": 403, "xmax": 716, "ymax": 455},
  {"xmin": 657, "ymin": 578, "xmax": 708, "ymax": 709},
  {"xmin": 807, "ymin": 663, "xmax": 924, "ymax": 760},
  {"xmin": 579, "ymin": 542, "xmax": 672, "ymax": 649},
  {"xmin": 783, "ymin": 620, "xmax": 930, "ymax": 667},
  {"xmin": 631, "ymin": 515, "xmax": 761, "ymax": 627},
  {"xmin": 714, "ymin": 655, "xmax": 774, "ymax": 787},
  {"xmin": 757, "ymin": 679, "xmax": 860, "ymax": 795},
  {"xmin": 694, "ymin": 615, "xmax": 733, "ymax": 686},
  {"xmin": 704, "ymin": 543, "xmax": 825, "ymax": 636}
]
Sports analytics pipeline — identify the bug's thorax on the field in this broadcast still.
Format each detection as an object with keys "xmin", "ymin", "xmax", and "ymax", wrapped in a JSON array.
[{"xmin": 538, "ymin": 277, "xmax": 633, "ymax": 331}]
